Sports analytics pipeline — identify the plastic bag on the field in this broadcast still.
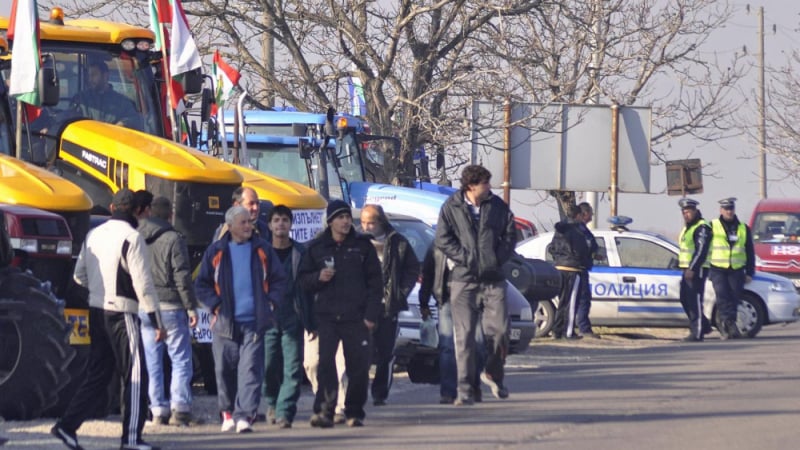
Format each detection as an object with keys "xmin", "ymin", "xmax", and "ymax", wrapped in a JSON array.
[{"xmin": 419, "ymin": 317, "xmax": 439, "ymax": 348}]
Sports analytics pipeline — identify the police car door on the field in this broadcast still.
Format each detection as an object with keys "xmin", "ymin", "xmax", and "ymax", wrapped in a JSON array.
[
  {"xmin": 584, "ymin": 235, "xmax": 619, "ymax": 323},
  {"xmin": 607, "ymin": 234, "xmax": 683, "ymax": 326}
]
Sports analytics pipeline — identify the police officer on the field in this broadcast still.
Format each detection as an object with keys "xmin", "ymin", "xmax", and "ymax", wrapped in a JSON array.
[
  {"xmin": 677, "ymin": 198, "xmax": 712, "ymax": 342},
  {"xmin": 708, "ymin": 197, "xmax": 755, "ymax": 340}
]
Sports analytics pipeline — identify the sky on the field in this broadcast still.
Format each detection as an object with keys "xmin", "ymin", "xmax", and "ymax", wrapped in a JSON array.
[{"xmin": 1, "ymin": 1, "xmax": 799, "ymax": 239}]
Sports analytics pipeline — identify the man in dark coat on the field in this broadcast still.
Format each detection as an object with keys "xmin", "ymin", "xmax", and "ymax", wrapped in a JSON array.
[
  {"xmin": 434, "ymin": 165, "xmax": 516, "ymax": 405},
  {"xmin": 298, "ymin": 200, "xmax": 382, "ymax": 428}
]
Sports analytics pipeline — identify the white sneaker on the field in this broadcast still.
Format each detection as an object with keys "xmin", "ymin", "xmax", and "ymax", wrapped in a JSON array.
[
  {"xmin": 220, "ymin": 412, "xmax": 235, "ymax": 432},
  {"xmin": 235, "ymin": 419, "xmax": 253, "ymax": 433}
]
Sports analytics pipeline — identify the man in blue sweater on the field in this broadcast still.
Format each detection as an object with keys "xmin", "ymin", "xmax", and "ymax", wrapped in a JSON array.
[{"xmin": 195, "ymin": 206, "xmax": 287, "ymax": 434}]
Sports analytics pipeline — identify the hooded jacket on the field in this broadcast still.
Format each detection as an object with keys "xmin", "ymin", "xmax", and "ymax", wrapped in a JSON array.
[
  {"xmin": 434, "ymin": 191, "xmax": 516, "ymax": 283},
  {"xmin": 138, "ymin": 217, "xmax": 198, "ymax": 315},
  {"xmin": 194, "ymin": 232, "xmax": 287, "ymax": 338},
  {"xmin": 297, "ymin": 226, "xmax": 383, "ymax": 331},
  {"xmin": 549, "ymin": 219, "xmax": 590, "ymax": 271}
]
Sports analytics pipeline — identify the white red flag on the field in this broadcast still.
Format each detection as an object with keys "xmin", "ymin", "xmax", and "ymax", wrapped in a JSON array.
[
  {"xmin": 169, "ymin": 0, "xmax": 201, "ymax": 76},
  {"xmin": 8, "ymin": 0, "xmax": 41, "ymax": 106}
]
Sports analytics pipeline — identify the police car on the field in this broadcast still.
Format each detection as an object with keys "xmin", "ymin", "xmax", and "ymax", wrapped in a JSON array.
[{"xmin": 516, "ymin": 217, "xmax": 800, "ymax": 338}]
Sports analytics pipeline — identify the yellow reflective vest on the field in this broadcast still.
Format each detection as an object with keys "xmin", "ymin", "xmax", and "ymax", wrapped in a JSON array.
[
  {"xmin": 709, "ymin": 219, "xmax": 747, "ymax": 269},
  {"xmin": 679, "ymin": 220, "xmax": 710, "ymax": 269}
]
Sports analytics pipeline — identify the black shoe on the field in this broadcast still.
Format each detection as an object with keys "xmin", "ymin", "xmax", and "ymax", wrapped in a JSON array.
[
  {"xmin": 51, "ymin": 424, "xmax": 84, "ymax": 450},
  {"xmin": 346, "ymin": 417, "xmax": 364, "ymax": 427},
  {"xmin": 581, "ymin": 331, "xmax": 601, "ymax": 339},
  {"xmin": 120, "ymin": 441, "xmax": 160, "ymax": 450},
  {"xmin": 682, "ymin": 334, "xmax": 703, "ymax": 342},
  {"xmin": 373, "ymin": 398, "xmax": 386, "ymax": 406},
  {"xmin": 310, "ymin": 414, "xmax": 334, "ymax": 428},
  {"xmin": 169, "ymin": 411, "xmax": 191, "ymax": 427},
  {"xmin": 722, "ymin": 320, "xmax": 742, "ymax": 339},
  {"xmin": 562, "ymin": 334, "xmax": 583, "ymax": 340},
  {"xmin": 473, "ymin": 388, "xmax": 483, "ymax": 403},
  {"xmin": 439, "ymin": 395, "xmax": 455, "ymax": 404}
]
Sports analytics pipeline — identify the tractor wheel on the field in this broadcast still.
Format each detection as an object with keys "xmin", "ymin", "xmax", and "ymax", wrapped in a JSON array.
[{"xmin": 0, "ymin": 269, "xmax": 75, "ymax": 420}]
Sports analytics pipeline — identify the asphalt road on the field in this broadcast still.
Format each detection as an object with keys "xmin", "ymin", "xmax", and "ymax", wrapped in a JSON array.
[{"xmin": 2, "ymin": 324, "xmax": 799, "ymax": 449}]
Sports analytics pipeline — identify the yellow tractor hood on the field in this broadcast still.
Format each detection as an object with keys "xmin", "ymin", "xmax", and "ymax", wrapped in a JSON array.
[
  {"xmin": 234, "ymin": 164, "xmax": 327, "ymax": 209},
  {"xmin": 60, "ymin": 120, "xmax": 244, "ymax": 185},
  {"xmin": 0, "ymin": 154, "xmax": 92, "ymax": 212}
]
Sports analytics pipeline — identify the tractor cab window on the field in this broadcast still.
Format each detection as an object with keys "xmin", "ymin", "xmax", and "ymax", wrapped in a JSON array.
[{"xmin": 25, "ymin": 50, "xmax": 160, "ymax": 139}]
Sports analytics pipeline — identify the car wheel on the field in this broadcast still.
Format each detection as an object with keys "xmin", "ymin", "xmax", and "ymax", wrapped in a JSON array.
[
  {"xmin": 736, "ymin": 293, "xmax": 766, "ymax": 338},
  {"xmin": 534, "ymin": 299, "xmax": 555, "ymax": 338}
]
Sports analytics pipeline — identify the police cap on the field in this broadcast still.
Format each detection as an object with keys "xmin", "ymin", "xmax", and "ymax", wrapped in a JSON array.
[
  {"xmin": 718, "ymin": 197, "xmax": 737, "ymax": 209},
  {"xmin": 678, "ymin": 198, "xmax": 699, "ymax": 210}
]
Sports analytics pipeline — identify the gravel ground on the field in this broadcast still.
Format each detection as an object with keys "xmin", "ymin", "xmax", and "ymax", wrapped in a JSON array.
[{"xmin": 0, "ymin": 327, "xmax": 687, "ymax": 449}]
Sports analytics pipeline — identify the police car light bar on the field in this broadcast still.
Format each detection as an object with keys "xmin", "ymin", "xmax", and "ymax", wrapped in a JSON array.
[{"xmin": 607, "ymin": 215, "xmax": 633, "ymax": 231}]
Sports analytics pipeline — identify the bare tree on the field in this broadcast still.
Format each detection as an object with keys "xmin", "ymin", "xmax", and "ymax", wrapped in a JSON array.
[
  {"xmin": 41, "ymin": 0, "xmax": 744, "ymax": 198},
  {"xmin": 41, "ymin": 0, "xmax": 543, "ymax": 184},
  {"xmin": 761, "ymin": 50, "xmax": 800, "ymax": 182},
  {"xmin": 468, "ymin": 0, "xmax": 747, "ymax": 216}
]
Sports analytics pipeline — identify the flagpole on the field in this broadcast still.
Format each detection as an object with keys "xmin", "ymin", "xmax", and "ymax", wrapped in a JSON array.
[
  {"xmin": 160, "ymin": 45, "xmax": 179, "ymax": 142},
  {"xmin": 217, "ymin": 106, "xmax": 229, "ymax": 161},
  {"xmin": 15, "ymin": 102, "xmax": 23, "ymax": 159}
]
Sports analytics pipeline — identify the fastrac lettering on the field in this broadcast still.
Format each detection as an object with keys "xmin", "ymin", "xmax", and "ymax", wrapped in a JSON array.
[{"xmin": 81, "ymin": 149, "xmax": 108, "ymax": 170}]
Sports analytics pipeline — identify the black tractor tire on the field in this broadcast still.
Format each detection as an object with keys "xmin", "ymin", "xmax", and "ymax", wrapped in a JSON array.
[
  {"xmin": 0, "ymin": 269, "xmax": 75, "ymax": 420},
  {"xmin": 41, "ymin": 345, "xmax": 90, "ymax": 418}
]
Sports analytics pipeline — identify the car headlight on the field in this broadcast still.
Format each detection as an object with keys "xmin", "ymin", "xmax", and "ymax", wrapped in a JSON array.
[
  {"xmin": 769, "ymin": 281, "xmax": 796, "ymax": 293},
  {"xmin": 9, "ymin": 238, "xmax": 37, "ymax": 252},
  {"xmin": 520, "ymin": 305, "xmax": 533, "ymax": 321}
]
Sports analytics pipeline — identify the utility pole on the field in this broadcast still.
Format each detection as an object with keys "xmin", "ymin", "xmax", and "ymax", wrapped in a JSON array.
[
  {"xmin": 758, "ymin": 6, "xmax": 767, "ymax": 199},
  {"xmin": 586, "ymin": 0, "xmax": 603, "ymax": 228},
  {"xmin": 262, "ymin": 3, "xmax": 275, "ymax": 107}
]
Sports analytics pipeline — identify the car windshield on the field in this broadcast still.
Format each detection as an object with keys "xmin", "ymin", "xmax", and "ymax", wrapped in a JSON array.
[{"xmin": 751, "ymin": 212, "xmax": 800, "ymax": 243}]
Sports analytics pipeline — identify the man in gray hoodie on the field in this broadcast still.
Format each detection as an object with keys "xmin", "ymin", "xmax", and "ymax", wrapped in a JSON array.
[{"xmin": 138, "ymin": 196, "xmax": 199, "ymax": 426}]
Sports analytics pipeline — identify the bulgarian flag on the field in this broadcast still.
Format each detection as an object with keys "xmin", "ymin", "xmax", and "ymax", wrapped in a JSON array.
[
  {"xmin": 169, "ymin": 0, "xmax": 201, "ymax": 76},
  {"xmin": 149, "ymin": 0, "xmax": 201, "ymax": 136},
  {"xmin": 8, "ymin": 0, "xmax": 41, "ymax": 107},
  {"xmin": 211, "ymin": 50, "xmax": 241, "ymax": 116}
]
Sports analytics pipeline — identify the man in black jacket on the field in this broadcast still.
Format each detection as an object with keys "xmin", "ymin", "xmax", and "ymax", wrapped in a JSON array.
[
  {"xmin": 549, "ymin": 205, "xmax": 591, "ymax": 340},
  {"xmin": 434, "ymin": 165, "xmax": 516, "ymax": 405},
  {"xmin": 298, "ymin": 200, "xmax": 382, "ymax": 428},
  {"xmin": 360, "ymin": 204, "xmax": 419, "ymax": 406}
]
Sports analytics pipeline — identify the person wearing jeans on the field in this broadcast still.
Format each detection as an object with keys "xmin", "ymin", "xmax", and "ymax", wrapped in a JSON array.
[
  {"xmin": 139, "ymin": 310, "xmax": 194, "ymax": 423},
  {"xmin": 137, "ymin": 195, "xmax": 199, "ymax": 426},
  {"xmin": 436, "ymin": 302, "xmax": 486, "ymax": 403}
]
